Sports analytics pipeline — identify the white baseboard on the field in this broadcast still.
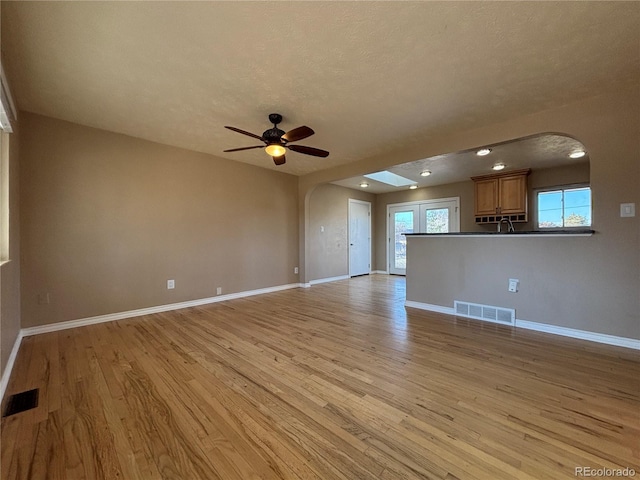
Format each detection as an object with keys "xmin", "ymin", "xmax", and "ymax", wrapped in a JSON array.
[
  {"xmin": 0, "ymin": 330, "xmax": 24, "ymax": 402},
  {"xmin": 515, "ymin": 319, "xmax": 640, "ymax": 350},
  {"xmin": 405, "ymin": 300, "xmax": 640, "ymax": 350},
  {"xmin": 21, "ymin": 283, "xmax": 304, "ymax": 337},
  {"xmin": 405, "ymin": 300, "xmax": 455, "ymax": 315},
  {"xmin": 372, "ymin": 270, "xmax": 388, "ymax": 275},
  {"xmin": 309, "ymin": 275, "xmax": 350, "ymax": 285}
]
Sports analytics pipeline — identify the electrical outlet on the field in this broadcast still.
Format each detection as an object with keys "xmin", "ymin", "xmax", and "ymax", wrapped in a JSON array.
[
  {"xmin": 294, "ymin": 267, "xmax": 299, "ymax": 274},
  {"xmin": 508, "ymin": 278, "xmax": 519, "ymax": 293},
  {"xmin": 216, "ymin": 287, "xmax": 222, "ymax": 295},
  {"xmin": 167, "ymin": 279, "xmax": 175, "ymax": 290}
]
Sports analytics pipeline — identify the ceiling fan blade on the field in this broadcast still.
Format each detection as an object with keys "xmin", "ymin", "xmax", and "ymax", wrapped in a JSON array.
[
  {"xmin": 287, "ymin": 144, "xmax": 329, "ymax": 158},
  {"xmin": 282, "ymin": 126, "xmax": 314, "ymax": 143},
  {"xmin": 225, "ymin": 126, "xmax": 265, "ymax": 142},
  {"xmin": 273, "ymin": 155, "xmax": 286, "ymax": 166},
  {"xmin": 223, "ymin": 145, "xmax": 264, "ymax": 152}
]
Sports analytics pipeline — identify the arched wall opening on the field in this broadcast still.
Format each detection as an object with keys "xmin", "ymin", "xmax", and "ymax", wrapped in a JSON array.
[{"xmin": 302, "ymin": 132, "xmax": 590, "ymax": 282}]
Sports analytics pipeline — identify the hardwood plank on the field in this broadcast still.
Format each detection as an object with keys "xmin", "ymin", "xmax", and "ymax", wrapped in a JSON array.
[{"xmin": 2, "ymin": 275, "xmax": 638, "ymax": 479}]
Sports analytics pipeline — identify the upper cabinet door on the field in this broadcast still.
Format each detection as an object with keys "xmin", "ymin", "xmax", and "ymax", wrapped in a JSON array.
[
  {"xmin": 474, "ymin": 179, "xmax": 499, "ymax": 215},
  {"xmin": 499, "ymin": 174, "xmax": 527, "ymax": 214}
]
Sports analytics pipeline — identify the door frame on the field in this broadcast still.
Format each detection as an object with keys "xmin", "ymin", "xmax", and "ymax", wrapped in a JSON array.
[
  {"xmin": 348, "ymin": 199, "xmax": 372, "ymax": 277},
  {"xmin": 387, "ymin": 204, "xmax": 419, "ymax": 275},
  {"xmin": 386, "ymin": 197, "xmax": 460, "ymax": 274}
]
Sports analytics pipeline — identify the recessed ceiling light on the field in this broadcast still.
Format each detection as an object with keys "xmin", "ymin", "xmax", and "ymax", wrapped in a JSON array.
[
  {"xmin": 360, "ymin": 182, "xmax": 369, "ymax": 188},
  {"xmin": 477, "ymin": 148, "xmax": 492, "ymax": 156},
  {"xmin": 569, "ymin": 150, "xmax": 586, "ymax": 159},
  {"xmin": 492, "ymin": 163, "xmax": 506, "ymax": 171},
  {"xmin": 420, "ymin": 170, "xmax": 432, "ymax": 177},
  {"xmin": 409, "ymin": 185, "xmax": 418, "ymax": 190}
]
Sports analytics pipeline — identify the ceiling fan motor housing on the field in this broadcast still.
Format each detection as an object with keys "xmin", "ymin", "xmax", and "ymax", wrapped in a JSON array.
[
  {"xmin": 264, "ymin": 113, "xmax": 285, "ymax": 143},
  {"xmin": 263, "ymin": 127, "xmax": 285, "ymax": 143}
]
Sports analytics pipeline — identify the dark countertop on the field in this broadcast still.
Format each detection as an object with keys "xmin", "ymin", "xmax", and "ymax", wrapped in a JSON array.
[{"xmin": 405, "ymin": 229, "xmax": 595, "ymax": 237}]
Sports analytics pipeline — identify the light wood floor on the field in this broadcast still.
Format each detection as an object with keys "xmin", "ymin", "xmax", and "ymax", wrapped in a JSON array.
[{"xmin": 1, "ymin": 275, "xmax": 638, "ymax": 479}]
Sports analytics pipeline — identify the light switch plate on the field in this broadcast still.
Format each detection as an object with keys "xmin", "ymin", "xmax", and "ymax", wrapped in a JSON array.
[
  {"xmin": 508, "ymin": 278, "xmax": 519, "ymax": 293},
  {"xmin": 620, "ymin": 203, "xmax": 635, "ymax": 217}
]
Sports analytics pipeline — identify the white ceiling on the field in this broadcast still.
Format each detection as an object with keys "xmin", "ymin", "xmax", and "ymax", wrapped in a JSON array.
[{"xmin": 2, "ymin": 2, "xmax": 639, "ymax": 176}]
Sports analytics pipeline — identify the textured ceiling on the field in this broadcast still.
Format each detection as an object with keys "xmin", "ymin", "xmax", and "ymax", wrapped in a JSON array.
[
  {"xmin": 2, "ymin": 2, "xmax": 639, "ymax": 176},
  {"xmin": 332, "ymin": 134, "xmax": 588, "ymax": 194}
]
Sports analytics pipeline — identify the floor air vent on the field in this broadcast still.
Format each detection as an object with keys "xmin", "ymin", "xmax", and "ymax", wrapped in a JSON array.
[
  {"xmin": 454, "ymin": 301, "xmax": 515, "ymax": 326},
  {"xmin": 3, "ymin": 388, "xmax": 39, "ymax": 417}
]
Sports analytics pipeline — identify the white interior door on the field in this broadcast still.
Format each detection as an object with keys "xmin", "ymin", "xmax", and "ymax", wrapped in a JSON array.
[{"xmin": 348, "ymin": 199, "xmax": 371, "ymax": 277}]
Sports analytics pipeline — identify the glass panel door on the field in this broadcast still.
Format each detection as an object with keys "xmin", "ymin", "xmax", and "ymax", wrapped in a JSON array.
[
  {"xmin": 387, "ymin": 198, "xmax": 460, "ymax": 275},
  {"xmin": 389, "ymin": 206, "xmax": 418, "ymax": 275},
  {"xmin": 420, "ymin": 200, "xmax": 459, "ymax": 233},
  {"xmin": 425, "ymin": 208, "xmax": 450, "ymax": 233}
]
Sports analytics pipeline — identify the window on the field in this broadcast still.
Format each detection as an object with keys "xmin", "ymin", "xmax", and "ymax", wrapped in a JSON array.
[
  {"xmin": 537, "ymin": 186, "xmax": 591, "ymax": 229},
  {"xmin": 1, "ymin": 132, "xmax": 8, "ymax": 262},
  {"xmin": 1, "ymin": 61, "xmax": 16, "ymax": 263}
]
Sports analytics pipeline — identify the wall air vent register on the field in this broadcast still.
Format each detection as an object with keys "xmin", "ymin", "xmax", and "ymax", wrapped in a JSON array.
[{"xmin": 454, "ymin": 301, "xmax": 515, "ymax": 326}]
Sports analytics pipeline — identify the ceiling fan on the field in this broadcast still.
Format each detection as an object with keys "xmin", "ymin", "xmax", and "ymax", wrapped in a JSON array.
[{"xmin": 224, "ymin": 113, "xmax": 329, "ymax": 166}]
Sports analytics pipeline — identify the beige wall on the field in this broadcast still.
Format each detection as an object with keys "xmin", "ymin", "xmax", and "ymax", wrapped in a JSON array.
[
  {"xmin": 308, "ymin": 183, "xmax": 375, "ymax": 281},
  {"xmin": 406, "ymin": 235, "xmax": 636, "ymax": 338},
  {"xmin": 529, "ymin": 161, "xmax": 589, "ymax": 192},
  {"xmin": 0, "ymin": 123, "xmax": 21, "ymax": 378},
  {"xmin": 19, "ymin": 113, "xmax": 299, "ymax": 328},
  {"xmin": 299, "ymin": 85, "xmax": 639, "ymax": 339}
]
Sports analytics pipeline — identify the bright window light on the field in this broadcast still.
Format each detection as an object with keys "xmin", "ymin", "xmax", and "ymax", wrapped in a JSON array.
[
  {"xmin": 537, "ymin": 186, "xmax": 591, "ymax": 229},
  {"xmin": 364, "ymin": 171, "xmax": 414, "ymax": 187}
]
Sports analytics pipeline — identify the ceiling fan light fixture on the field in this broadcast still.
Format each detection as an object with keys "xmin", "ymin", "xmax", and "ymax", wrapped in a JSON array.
[
  {"xmin": 265, "ymin": 144, "xmax": 286, "ymax": 157},
  {"xmin": 420, "ymin": 170, "xmax": 431, "ymax": 177},
  {"xmin": 477, "ymin": 148, "xmax": 492, "ymax": 156},
  {"xmin": 225, "ymin": 114, "xmax": 328, "ymax": 166}
]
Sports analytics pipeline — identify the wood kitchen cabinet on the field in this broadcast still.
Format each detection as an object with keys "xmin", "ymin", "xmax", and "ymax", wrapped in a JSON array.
[{"xmin": 471, "ymin": 169, "xmax": 530, "ymax": 223}]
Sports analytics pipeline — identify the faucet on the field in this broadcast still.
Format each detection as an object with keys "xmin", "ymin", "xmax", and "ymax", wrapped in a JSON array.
[{"xmin": 497, "ymin": 218, "xmax": 515, "ymax": 233}]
